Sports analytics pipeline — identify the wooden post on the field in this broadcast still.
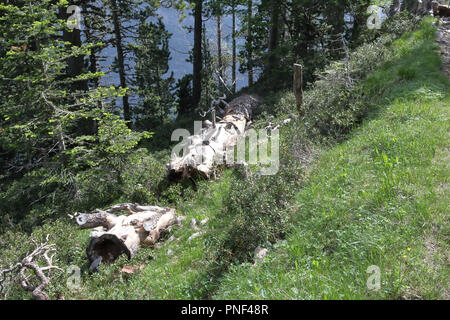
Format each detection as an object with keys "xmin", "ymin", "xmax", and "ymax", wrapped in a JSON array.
[{"xmin": 294, "ymin": 64, "xmax": 303, "ymax": 114}]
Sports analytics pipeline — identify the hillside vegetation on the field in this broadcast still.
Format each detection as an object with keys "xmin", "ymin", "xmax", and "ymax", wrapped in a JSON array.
[
  {"xmin": 216, "ymin": 19, "xmax": 450, "ymax": 300},
  {"xmin": 1, "ymin": 16, "xmax": 448, "ymax": 300}
]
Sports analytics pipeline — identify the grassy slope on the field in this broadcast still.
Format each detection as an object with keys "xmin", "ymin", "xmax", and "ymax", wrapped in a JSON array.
[
  {"xmin": 214, "ymin": 20, "xmax": 450, "ymax": 299},
  {"xmin": 1, "ymin": 19, "xmax": 448, "ymax": 300}
]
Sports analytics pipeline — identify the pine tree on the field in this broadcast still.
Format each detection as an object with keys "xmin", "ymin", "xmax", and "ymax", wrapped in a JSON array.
[
  {"xmin": 0, "ymin": 0, "xmax": 149, "ymax": 226},
  {"xmin": 0, "ymin": 0, "xmax": 110, "ymax": 176},
  {"xmin": 130, "ymin": 16, "xmax": 176, "ymax": 130},
  {"xmin": 176, "ymin": 74, "xmax": 194, "ymax": 117}
]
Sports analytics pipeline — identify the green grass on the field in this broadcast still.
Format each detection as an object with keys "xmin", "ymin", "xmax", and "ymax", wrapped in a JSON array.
[
  {"xmin": 213, "ymin": 20, "xmax": 450, "ymax": 300},
  {"xmin": 1, "ymin": 18, "xmax": 448, "ymax": 300},
  {"xmin": 0, "ymin": 170, "xmax": 234, "ymax": 299}
]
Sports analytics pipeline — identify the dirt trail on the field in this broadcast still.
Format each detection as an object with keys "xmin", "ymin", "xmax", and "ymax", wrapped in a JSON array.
[
  {"xmin": 437, "ymin": 17, "xmax": 450, "ymax": 77},
  {"xmin": 428, "ymin": 17, "xmax": 450, "ymax": 300}
]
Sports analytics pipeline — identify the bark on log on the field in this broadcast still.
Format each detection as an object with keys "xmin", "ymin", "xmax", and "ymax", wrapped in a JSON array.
[
  {"xmin": 168, "ymin": 94, "xmax": 262, "ymax": 181},
  {"xmin": 74, "ymin": 204, "xmax": 176, "ymax": 270},
  {"xmin": 432, "ymin": 1, "xmax": 450, "ymax": 17},
  {"xmin": 293, "ymin": 64, "xmax": 303, "ymax": 114}
]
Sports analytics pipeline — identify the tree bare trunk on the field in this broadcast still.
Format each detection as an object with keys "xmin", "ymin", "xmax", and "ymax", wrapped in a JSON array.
[
  {"xmin": 193, "ymin": 0, "xmax": 203, "ymax": 108},
  {"xmin": 232, "ymin": 0, "xmax": 237, "ymax": 93},
  {"xmin": 111, "ymin": 0, "xmax": 131, "ymax": 127},
  {"xmin": 217, "ymin": 15, "xmax": 223, "ymax": 91},
  {"xmin": 247, "ymin": 0, "xmax": 254, "ymax": 86}
]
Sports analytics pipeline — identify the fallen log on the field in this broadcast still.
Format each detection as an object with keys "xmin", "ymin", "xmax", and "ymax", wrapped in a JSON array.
[
  {"xmin": 73, "ymin": 204, "xmax": 176, "ymax": 271},
  {"xmin": 432, "ymin": 1, "xmax": 450, "ymax": 17},
  {"xmin": 168, "ymin": 94, "xmax": 262, "ymax": 181}
]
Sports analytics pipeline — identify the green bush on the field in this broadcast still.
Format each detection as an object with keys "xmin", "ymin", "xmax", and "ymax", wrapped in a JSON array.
[
  {"xmin": 380, "ymin": 11, "xmax": 420, "ymax": 37},
  {"xmin": 209, "ymin": 172, "xmax": 293, "ymax": 265},
  {"xmin": 206, "ymin": 120, "xmax": 312, "ymax": 265},
  {"xmin": 0, "ymin": 220, "xmax": 90, "ymax": 300},
  {"xmin": 397, "ymin": 67, "xmax": 417, "ymax": 80},
  {"xmin": 0, "ymin": 113, "xmax": 164, "ymax": 233},
  {"xmin": 204, "ymin": 12, "xmax": 425, "ymax": 269},
  {"xmin": 302, "ymin": 13, "xmax": 422, "ymax": 140}
]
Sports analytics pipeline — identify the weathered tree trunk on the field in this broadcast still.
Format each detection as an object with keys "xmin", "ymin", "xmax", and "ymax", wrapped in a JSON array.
[
  {"xmin": 74, "ymin": 204, "xmax": 176, "ymax": 270},
  {"xmin": 168, "ymin": 94, "xmax": 262, "ymax": 181}
]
